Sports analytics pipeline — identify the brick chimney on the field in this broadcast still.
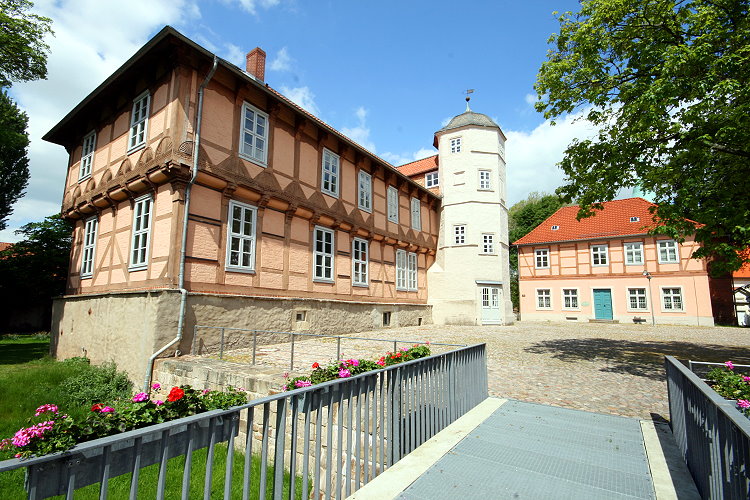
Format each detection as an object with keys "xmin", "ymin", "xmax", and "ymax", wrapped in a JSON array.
[{"xmin": 245, "ymin": 47, "xmax": 266, "ymax": 82}]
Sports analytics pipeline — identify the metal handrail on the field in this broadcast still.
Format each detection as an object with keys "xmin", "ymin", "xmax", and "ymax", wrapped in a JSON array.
[
  {"xmin": 0, "ymin": 344, "xmax": 488, "ymax": 499},
  {"xmin": 191, "ymin": 325, "xmax": 467, "ymax": 371}
]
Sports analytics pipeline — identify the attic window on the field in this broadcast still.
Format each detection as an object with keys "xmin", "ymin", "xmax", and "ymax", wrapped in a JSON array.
[
  {"xmin": 551, "ymin": 225, "xmax": 560, "ymax": 230},
  {"xmin": 630, "ymin": 216, "xmax": 640, "ymax": 222}
]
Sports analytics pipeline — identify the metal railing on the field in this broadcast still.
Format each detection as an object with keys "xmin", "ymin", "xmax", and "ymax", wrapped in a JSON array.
[
  {"xmin": 665, "ymin": 355, "xmax": 750, "ymax": 499},
  {"xmin": 0, "ymin": 344, "xmax": 488, "ymax": 500},
  {"xmin": 688, "ymin": 360, "xmax": 750, "ymax": 380},
  {"xmin": 191, "ymin": 325, "xmax": 466, "ymax": 372}
]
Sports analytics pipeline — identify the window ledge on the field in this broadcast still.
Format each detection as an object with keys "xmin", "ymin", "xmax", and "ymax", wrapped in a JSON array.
[
  {"xmin": 225, "ymin": 267, "xmax": 256, "ymax": 275},
  {"xmin": 128, "ymin": 265, "xmax": 148, "ymax": 272},
  {"xmin": 353, "ymin": 283, "xmax": 369, "ymax": 288},
  {"xmin": 238, "ymin": 152, "xmax": 268, "ymax": 168},
  {"xmin": 80, "ymin": 274, "xmax": 93, "ymax": 280},
  {"xmin": 78, "ymin": 174, "xmax": 91, "ymax": 183},
  {"xmin": 313, "ymin": 278, "xmax": 335, "ymax": 284},
  {"xmin": 127, "ymin": 143, "xmax": 146, "ymax": 155}
]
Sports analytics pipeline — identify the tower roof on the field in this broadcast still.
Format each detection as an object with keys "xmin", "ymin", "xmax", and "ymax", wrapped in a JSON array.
[{"xmin": 438, "ymin": 110, "xmax": 500, "ymax": 133}]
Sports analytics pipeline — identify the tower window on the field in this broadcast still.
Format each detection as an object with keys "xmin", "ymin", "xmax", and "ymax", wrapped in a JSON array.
[{"xmin": 450, "ymin": 137, "xmax": 461, "ymax": 153}]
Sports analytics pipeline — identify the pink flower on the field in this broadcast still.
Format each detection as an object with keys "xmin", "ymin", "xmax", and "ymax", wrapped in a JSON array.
[
  {"xmin": 295, "ymin": 380, "xmax": 312, "ymax": 388},
  {"xmin": 151, "ymin": 383, "xmax": 161, "ymax": 390},
  {"xmin": 376, "ymin": 360, "xmax": 385, "ymax": 367},
  {"xmin": 11, "ymin": 421, "xmax": 55, "ymax": 447},
  {"xmin": 132, "ymin": 392, "xmax": 149, "ymax": 403},
  {"xmin": 202, "ymin": 389, "xmax": 210, "ymax": 395},
  {"xmin": 154, "ymin": 400, "xmax": 164, "ymax": 406},
  {"xmin": 100, "ymin": 406, "xmax": 115, "ymax": 413},
  {"xmin": 743, "ymin": 376, "xmax": 750, "ymax": 384},
  {"xmin": 283, "ymin": 372, "xmax": 289, "ymax": 379},
  {"xmin": 738, "ymin": 400, "xmax": 750, "ymax": 409},
  {"xmin": 401, "ymin": 347, "xmax": 409, "ymax": 352},
  {"xmin": 725, "ymin": 361, "xmax": 735, "ymax": 370},
  {"xmin": 338, "ymin": 368, "xmax": 351, "ymax": 378},
  {"xmin": 282, "ymin": 386, "xmax": 288, "ymax": 391},
  {"xmin": 34, "ymin": 404, "xmax": 59, "ymax": 416}
]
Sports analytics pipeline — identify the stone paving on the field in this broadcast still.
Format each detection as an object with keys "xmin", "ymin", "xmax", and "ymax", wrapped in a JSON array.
[{"xmin": 192, "ymin": 321, "xmax": 750, "ymax": 420}]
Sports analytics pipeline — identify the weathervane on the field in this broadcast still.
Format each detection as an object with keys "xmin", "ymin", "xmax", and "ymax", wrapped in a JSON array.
[{"xmin": 464, "ymin": 89, "xmax": 474, "ymax": 111}]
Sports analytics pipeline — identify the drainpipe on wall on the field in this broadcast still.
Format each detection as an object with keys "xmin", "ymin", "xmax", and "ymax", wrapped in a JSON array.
[{"xmin": 143, "ymin": 55, "xmax": 218, "ymax": 392}]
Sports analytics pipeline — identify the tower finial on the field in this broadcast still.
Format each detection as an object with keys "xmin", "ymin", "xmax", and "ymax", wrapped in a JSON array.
[{"xmin": 464, "ymin": 89, "xmax": 474, "ymax": 111}]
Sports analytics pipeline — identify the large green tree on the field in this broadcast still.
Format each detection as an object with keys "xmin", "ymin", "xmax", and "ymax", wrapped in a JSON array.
[
  {"xmin": 0, "ymin": 215, "xmax": 71, "ymax": 332},
  {"xmin": 0, "ymin": 0, "xmax": 53, "ymax": 87},
  {"xmin": 0, "ymin": 91, "xmax": 30, "ymax": 231},
  {"xmin": 508, "ymin": 192, "xmax": 566, "ymax": 309},
  {"xmin": 535, "ymin": 0, "xmax": 750, "ymax": 275}
]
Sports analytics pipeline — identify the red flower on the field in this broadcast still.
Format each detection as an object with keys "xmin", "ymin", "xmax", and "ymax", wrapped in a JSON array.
[
  {"xmin": 167, "ymin": 387, "xmax": 185, "ymax": 402},
  {"xmin": 91, "ymin": 403, "xmax": 103, "ymax": 412},
  {"xmin": 312, "ymin": 362, "xmax": 320, "ymax": 369}
]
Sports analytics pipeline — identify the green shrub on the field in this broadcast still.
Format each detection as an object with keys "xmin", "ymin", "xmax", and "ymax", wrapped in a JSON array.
[{"xmin": 59, "ymin": 360, "xmax": 133, "ymax": 407}]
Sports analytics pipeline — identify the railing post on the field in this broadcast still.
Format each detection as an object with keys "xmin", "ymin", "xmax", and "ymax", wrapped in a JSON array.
[
  {"xmin": 252, "ymin": 330, "xmax": 257, "ymax": 365},
  {"xmin": 337, "ymin": 337, "xmax": 341, "ymax": 361},
  {"xmin": 390, "ymin": 368, "xmax": 402, "ymax": 465},
  {"xmin": 219, "ymin": 327, "xmax": 225, "ymax": 360},
  {"xmin": 191, "ymin": 325, "xmax": 198, "ymax": 355},
  {"xmin": 290, "ymin": 333, "xmax": 295, "ymax": 372}
]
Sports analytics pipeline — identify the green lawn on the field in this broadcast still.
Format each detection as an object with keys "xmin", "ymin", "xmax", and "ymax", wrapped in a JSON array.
[{"xmin": 0, "ymin": 335, "xmax": 307, "ymax": 499}]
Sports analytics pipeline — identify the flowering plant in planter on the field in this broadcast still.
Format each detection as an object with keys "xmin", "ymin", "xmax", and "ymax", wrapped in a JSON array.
[
  {"xmin": 706, "ymin": 361, "xmax": 750, "ymax": 417},
  {"xmin": 283, "ymin": 344, "xmax": 431, "ymax": 391},
  {"xmin": 0, "ymin": 385, "xmax": 248, "ymax": 459}
]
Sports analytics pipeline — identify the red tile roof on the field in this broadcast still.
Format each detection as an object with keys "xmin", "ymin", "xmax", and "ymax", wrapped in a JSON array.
[
  {"xmin": 396, "ymin": 155, "xmax": 438, "ymax": 177},
  {"xmin": 0, "ymin": 242, "xmax": 12, "ymax": 252},
  {"xmin": 513, "ymin": 198, "xmax": 663, "ymax": 245},
  {"xmin": 735, "ymin": 261, "xmax": 750, "ymax": 279}
]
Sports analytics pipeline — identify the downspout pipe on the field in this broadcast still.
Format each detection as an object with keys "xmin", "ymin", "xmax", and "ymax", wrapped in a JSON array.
[{"xmin": 143, "ymin": 55, "xmax": 218, "ymax": 392}]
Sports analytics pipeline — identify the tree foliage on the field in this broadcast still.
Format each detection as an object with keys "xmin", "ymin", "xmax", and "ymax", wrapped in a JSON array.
[
  {"xmin": 0, "ymin": 215, "xmax": 72, "ymax": 332},
  {"xmin": 0, "ymin": 91, "xmax": 30, "ymax": 231},
  {"xmin": 535, "ymin": 0, "xmax": 750, "ymax": 275},
  {"xmin": 0, "ymin": 0, "xmax": 53, "ymax": 87},
  {"xmin": 508, "ymin": 192, "xmax": 566, "ymax": 309}
]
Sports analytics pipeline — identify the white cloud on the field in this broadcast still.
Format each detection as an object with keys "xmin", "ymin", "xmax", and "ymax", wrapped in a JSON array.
[
  {"xmin": 381, "ymin": 148, "xmax": 436, "ymax": 167},
  {"xmin": 227, "ymin": 0, "xmax": 281, "ymax": 15},
  {"xmin": 3, "ymin": 0, "xmax": 201, "ymax": 236},
  {"xmin": 270, "ymin": 47, "xmax": 292, "ymax": 72},
  {"xmin": 279, "ymin": 85, "xmax": 320, "ymax": 116},
  {"xmin": 505, "ymin": 109, "xmax": 598, "ymax": 206},
  {"xmin": 222, "ymin": 43, "xmax": 246, "ymax": 68},
  {"xmin": 340, "ymin": 106, "xmax": 376, "ymax": 153},
  {"xmin": 524, "ymin": 93, "xmax": 537, "ymax": 106}
]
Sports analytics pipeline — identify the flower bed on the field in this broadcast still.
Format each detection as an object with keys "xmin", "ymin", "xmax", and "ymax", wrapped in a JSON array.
[
  {"xmin": 705, "ymin": 361, "xmax": 750, "ymax": 417},
  {"xmin": 282, "ymin": 343, "xmax": 431, "ymax": 391},
  {"xmin": 0, "ymin": 384, "xmax": 247, "ymax": 459}
]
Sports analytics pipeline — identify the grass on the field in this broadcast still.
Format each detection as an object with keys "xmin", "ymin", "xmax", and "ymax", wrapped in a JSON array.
[{"xmin": 0, "ymin": 335, "xmax": 308, "ymax": 499}]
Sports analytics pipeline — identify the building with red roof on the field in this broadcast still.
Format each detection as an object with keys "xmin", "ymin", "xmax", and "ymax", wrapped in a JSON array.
[
  {"xmin": 513, "ymin": 197, "xmax": 735, "ymax": 326},
  {"xmin": 734, "ymin": 261, "xmax": 750, "ymax": 326}
]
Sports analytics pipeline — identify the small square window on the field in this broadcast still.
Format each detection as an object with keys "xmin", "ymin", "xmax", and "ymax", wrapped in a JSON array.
[
  {"xmin": 478, "ymin": 170, "xmax": 492, "ymax": 190},
  {"xmin": 551, "ymin": 225, "xmax": 560, "ymax": 231},
  {"xmin": 630, "ymin": 216, "xmax": 640, "ymax": 222},
  {"xmin": 536, "ymin": 289, "xmax": 552, "ymax": 309},
  {"xmin": 296, "ymin": 311, "xmax": 306, "ymax": 322},
  {"xmin": 454, "ymin": 224, "xmax": 466, "ymax": 245},
  {"xmin": 382, "ymin": 311, "xmax": 391, "ymax": 327},
  {"xmin": 624, "ymin": 242, "xmax": 643, "ymax": 265},
  {"xmin": 482, "ymin": 233, "xmax": 494, "ymax": 254},
  {"xmin": 562, "ymin": 289, "xmax": 578, "ymax": 309},
  {"xmin": 425, "ymin": 171, "xmax": 439, "ymax": 188},
  {"xmin": 450, "ymin": 137, "xmax": 461, "ymax": 153},
  {"xmin": 658, "ymin": 240, "xmax": 679, "ymax": 263},
  {"xmin": 535, "ymin": 248, "xmax": 549, "ymax": 269},
  {"xmin": 591, "ymin": 244, "xmax": 608, "ymax": 266},
  {"xmin": 628, "ymin": 288, "xmax": 648, "ymax": 310},
  {"xmin": 662, "ymin": 287, "xmax": 684, "ymax": 311}
]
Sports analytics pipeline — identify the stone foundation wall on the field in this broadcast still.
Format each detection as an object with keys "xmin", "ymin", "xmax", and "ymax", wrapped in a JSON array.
[{"xmin": 51, "ymin": 289, "xmax": 432, "ymax": 386}]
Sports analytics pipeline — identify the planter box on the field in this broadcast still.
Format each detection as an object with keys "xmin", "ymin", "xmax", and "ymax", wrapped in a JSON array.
[{"xmin": 26, "ymin": 410, "xmax": 240, "ymax": 499}]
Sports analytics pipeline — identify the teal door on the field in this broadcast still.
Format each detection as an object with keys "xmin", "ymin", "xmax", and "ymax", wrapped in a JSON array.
[{"xmin": 593, "ymin": 289, "xmax": 613, "ymax": 320}]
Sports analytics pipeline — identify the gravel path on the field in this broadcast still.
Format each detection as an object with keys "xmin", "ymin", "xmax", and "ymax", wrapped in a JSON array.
[{"xmin": 213, "ymin": 321, "xmax": 750, "ymax": 421}]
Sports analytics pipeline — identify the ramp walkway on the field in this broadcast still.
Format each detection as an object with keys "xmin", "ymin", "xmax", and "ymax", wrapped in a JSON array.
[{"xmin": 350, "ymin": 398, "xmax": 700, "ymax": 500}]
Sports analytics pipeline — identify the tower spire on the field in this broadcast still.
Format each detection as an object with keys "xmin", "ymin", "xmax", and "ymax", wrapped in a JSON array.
[{"xmin": 464, "ymin": 89, "xmax": 474, "ymax": 112}]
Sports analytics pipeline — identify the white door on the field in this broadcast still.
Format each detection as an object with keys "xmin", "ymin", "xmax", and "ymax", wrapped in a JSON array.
[{"xmin": 480, "ymin": 286, "xmax": 502, "ymax": 325}]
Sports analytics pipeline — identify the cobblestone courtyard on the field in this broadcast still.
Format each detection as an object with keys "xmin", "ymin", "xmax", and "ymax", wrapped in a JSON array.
[{"xmin": 201, "ymin": 321, "xmax": 750, "ymax": 421}]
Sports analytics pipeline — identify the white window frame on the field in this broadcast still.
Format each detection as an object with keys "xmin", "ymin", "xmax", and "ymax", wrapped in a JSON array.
[
  {"xmin": 81, "ymin": 216, "xmax": 98, "ymax": 279},
  {"xmin": 225, "ymin": 200, "xmax": 258, "ymax": 272},
  {"xmin": 661, "ymin": 287, "xmax": 684, "ymax": 312},
  {"xmin": 450, "ymin": 137, "xmax": 461, "ymax": 153},
  {"xmin": 239, "ymin": 101, "xmax": 269, "ymax": 165},
  {"xmin": 591, "ymin": 244, "xmax": 608, "ymax": 266},
  {"xmin": 481, "ymin": 233, "xmax": 495, "ymax": 254},
  {"xmin": 425, "ymin": 171, "xmax": 439, "ymax": 188},
  {"xmin": 410, "ymin": 197, "xmax": 421, "ymax": 231},
  {"xmin": 624, "ymin": 242, "xmax": 644, "ymax": 265},
  {"xmin": 128, "ymin": 91, "xmax": 150, "ymax": 152},
  {"xmin": 535, "ymin": 248, "xmax": 549, "ymax": 269},
  {"xmin": 79, "ymin": 131, "xmax": 96, "ymax": 181},
  {"xmin": 658, "ymin": 240, "xmax": 679, "ymax": 264},
  {"xmin": 407, "ymin": 252, "xmax": 418, "ymax": 291},
  {"xmin": 536, "ymin": 289, "xmax": 552, "ymax": 310},
  {"xmin": 352, "ymin": 237, "xmax": 369, "ymax": 287},
  {"xmin": 387, "ymin": 186, "xmax": 399, "ymax": 223},
  {"xmin": 396, "ymin": 249, "xmax": 408, "ymax": 291},
  {"xmin": 129, "ymin": 194, "xmax": 152, "ymax": 271},
  {"xmin": 627, "ymin": 288, "xmax": 648, "ymax": 311},
  {"xmin": 454, "ymin": 224, "xmax": 466, "ymax": 245},
  {"xmin": 358, "ymin": 170, "xmax": 372, "ymax": 212},
  {"xmin": 562, "ymin": 288, "xmax": 579, "ymax": 310},
  {"xmin": 321, "ymin": 149, "xmax": 340, "ymax": 198},
  {"xmin": 478, "ymin": 169, "xmax": 492, "ymax": 190},
  {"xmin": 313, "ymin": 226, "xmax": 335, "ymax": 282}
]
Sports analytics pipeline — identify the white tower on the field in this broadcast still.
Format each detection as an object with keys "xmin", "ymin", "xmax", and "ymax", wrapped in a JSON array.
[{"xmin": 427, "ymin": 100, "xmax": 514, "ymax": 325}]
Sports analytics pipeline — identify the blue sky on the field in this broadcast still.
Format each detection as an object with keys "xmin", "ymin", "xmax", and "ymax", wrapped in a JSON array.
[{"xmin": 3, "ymin": 0, "xmax": 596, "ymax": 242}]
